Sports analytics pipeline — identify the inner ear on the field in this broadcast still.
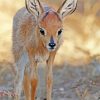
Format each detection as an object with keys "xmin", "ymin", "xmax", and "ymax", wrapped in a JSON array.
[
  {"xmin": 57, "ymin": 0, "xmax": 77, "ymax": 18},
  {"xmin": 25, "ymin": 0, "xmax": 44, "ymax": 17}
]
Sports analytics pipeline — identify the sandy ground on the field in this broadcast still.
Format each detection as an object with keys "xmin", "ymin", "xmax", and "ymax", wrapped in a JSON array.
[{"xmin": 0, "ymin": 60, "xmax": 100, "ymax": 100}]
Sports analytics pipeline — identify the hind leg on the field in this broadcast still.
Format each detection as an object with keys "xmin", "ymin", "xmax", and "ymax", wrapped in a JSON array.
[
  {"xmin": 14, "ymin": 64, "xmax": 25, "ymax": 100},
  {"xmin": 14, "ymin": 52, "xmax": 29, "ymax": 100}
]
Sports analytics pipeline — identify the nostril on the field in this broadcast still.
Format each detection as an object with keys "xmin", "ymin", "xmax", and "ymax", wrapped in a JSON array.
[{"xmin": 49, "ymin": 43, "xmax": 56, "ymax": 48}]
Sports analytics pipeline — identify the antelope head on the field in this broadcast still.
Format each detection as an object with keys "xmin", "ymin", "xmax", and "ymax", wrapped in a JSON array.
[{"xmin": 25, "ymin": 0, "xmax": 77, "ymax": 51}]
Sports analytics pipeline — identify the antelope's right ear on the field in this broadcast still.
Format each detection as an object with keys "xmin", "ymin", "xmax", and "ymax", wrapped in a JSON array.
[
  {"xmin": 25, "ymin": 0, "xmax": 44, "ymax": 17},
  {"xmin": 57, "ymin": 0, "xmax": 77, "ymax": 19}
]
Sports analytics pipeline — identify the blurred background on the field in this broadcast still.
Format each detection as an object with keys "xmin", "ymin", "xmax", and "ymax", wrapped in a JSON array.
[
  {"xmin": 0, "ymin": 0, "xmax": 100, "ymax": 100},
  {"xmin": 0, "ymin": 0, "xmax": 100, "ymax": 65}
]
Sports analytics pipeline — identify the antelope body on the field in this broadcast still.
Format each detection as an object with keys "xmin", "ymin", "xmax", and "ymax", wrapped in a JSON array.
[{"xmin": 12, "ymin": 0, "xmax": 77, "ymax": 100}]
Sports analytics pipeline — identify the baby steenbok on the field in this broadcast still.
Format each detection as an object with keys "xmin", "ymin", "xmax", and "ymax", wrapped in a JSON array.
[{"xmin": 13, "ymin": 0, "xmax": 77, "ymax": 100}]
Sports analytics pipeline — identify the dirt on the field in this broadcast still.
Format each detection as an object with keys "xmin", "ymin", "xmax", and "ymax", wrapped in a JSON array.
[{"xmin": 0, "ymin": 59, "xmax": 100, "ymax": 100}]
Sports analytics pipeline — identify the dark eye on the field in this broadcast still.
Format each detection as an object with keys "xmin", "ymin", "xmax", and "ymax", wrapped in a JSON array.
[
  {"xmin": 40, "ymin": 28, "xmax": 45, "ymax": 36},
  {"xmin": 58, "ymin": 29, "xmax": 63, "ymax": 36}
]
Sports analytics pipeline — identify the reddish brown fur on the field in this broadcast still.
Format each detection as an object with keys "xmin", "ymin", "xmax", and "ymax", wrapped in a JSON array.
[
  {"xmin": 20, "ymin": 16, "xmax": 35, "ymax": 39},
  {"xmin": 47, "ymin": 76, "xmax": 53, "ymax": 89},
  {"xmin": 31, "ymin": 78, "xmax": 38, "ymax": 100},
  {"xmin": 40, "ymin": 12, "xmax": 62, "ymax": 35},
  {"xmin": 23, "ymin": 72, "xmax": 31, "ymax": 100},
  {"xmin": 13, "ymin": 0, "xmax": 77, "ymax": 100}
]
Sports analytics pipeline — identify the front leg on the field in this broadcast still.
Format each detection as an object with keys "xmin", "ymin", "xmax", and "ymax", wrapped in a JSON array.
[
  {"xmin": 30, "ymin": 61, "xmax": 38, "ymax": 100},
  {"xmin": 46, "ymin": 52, "xmax": 56, "ymax": 100},
  {"xmin": 27, "ymin": 47, "xmax": 38, "ymax": 100}
]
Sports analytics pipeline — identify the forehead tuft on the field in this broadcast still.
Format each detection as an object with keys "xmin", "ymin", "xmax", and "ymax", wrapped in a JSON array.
[{"xmin": 42, "ymin": 11, "xmax": 62, "ymax": 22}]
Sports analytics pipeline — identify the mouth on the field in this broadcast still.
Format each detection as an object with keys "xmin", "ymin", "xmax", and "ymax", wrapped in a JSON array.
[{"xmin": 47, "ymin": 47, "xmax": 56, "ymax": 52}]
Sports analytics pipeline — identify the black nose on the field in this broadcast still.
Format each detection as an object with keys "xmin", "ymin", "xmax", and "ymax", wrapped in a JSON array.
[{"xmin": 49, "ymin": 43, "xmax": 56, "ymax": 48}]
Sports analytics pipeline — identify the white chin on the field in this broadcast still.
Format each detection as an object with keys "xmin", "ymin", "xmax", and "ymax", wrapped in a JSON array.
[{"xmin": 47, "ymin": 47, "xmax": 56, "ymax": 52}]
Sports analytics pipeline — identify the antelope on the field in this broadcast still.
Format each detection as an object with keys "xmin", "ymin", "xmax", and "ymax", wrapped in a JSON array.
[{"xmin": 12, "ymin": 0, "xmax": 77, "ymax": 100}]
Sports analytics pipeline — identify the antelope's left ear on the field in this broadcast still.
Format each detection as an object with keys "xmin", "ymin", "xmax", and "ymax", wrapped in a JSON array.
[{"xmin": 57, "ymin": 0, "xmax": 77, "ymax": 19}]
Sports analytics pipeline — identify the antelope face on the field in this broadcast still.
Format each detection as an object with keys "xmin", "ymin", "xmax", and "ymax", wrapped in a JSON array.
[
  {"xmin": 39, "ymin": 11, "xmax": 63, "ymax": 51},
  {"xmin": 25, "ymin": 0, "xmax": 77, "ymax": 51}
]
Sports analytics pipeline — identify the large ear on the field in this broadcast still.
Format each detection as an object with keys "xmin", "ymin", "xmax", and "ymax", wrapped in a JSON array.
[
  {"xmin": 57, "ymin": 0, "xmax": 77, "ymax": 18},
  {"xmin": 25, "ymin": 0, "xmax": 44, "ymax": 17}
]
